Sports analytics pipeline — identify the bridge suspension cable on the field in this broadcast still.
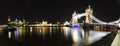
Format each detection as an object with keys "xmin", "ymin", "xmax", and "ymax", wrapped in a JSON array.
[
  {"xmin": 91, "ymin": 15, "xmax": 120, "ymax": 24},
  {"xmin": 91, "ymin": 15, "xmax": 108, "ymax": 24},
  {"xmin": 71, "ymin": 13, "xmax": 120, "ymax": 24}
]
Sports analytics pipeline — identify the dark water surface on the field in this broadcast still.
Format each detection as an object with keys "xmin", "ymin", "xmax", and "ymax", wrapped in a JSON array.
[{"xmin": 0, "ymin": 26, "xmax": 115, "ymax": 46}]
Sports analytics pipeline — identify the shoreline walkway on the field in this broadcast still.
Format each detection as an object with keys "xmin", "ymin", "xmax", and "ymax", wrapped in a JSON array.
[
  {"xmin": 86, "ymin": 29, "xmax": 118, "ymax": 46},
  {"xmin": 111, "ymin": 30, "xmax": 120, "ymax": 46}
]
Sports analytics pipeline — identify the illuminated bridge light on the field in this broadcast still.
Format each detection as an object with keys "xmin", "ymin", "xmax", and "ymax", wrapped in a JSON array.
[{"xmin": 73, "ymin": 23, "xmax": 79, "ymax": 28}]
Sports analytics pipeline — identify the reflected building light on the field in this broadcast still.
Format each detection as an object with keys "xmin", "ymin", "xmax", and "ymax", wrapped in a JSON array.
[
  {"xmin": 72, "ymin": 30, "xmax": 83, "ymax": 44},
  {"xmin": 8, "ymin": 32, "xmax": 11, "ymax": 38},
  {"xmin": 0, "ymin": 28, "xmax": 3, "ymax": 31},
  {"xmin": 61, "ymin": 27, "xmax": 63, "ymax": 33},
  {"xmin": 30, "ymin": 27, "xmax": 33, "ymax": 37},
  {"xmin": 30, "ymin": 27, "xmax": 33, "ymax": 33},
  {"xmin": 39, "ymin": 27, "xmax": 42, "ymax": 33},
  {"xmin": 83, "ymin": 28, "xmax": 90, "ymax": 45},
  {"xmin": 50, "ymin": 27, "xmax": 52, "ymax": 36},
  {"xmin": 36, "ymin": 27, "xmax": 39, "ymax": 33},
  {"xmin": 73, "ymin": 23, "xmax": 79, "ymax": 28},
  {"xmin": 65, "ymin": 28, "xmax": 69, "ymax": 37},
  {"xmin": 42, "ymin": 27, "xmax": 45, "ymax": 31},
  {"xmin": 79, "ymin": 29, "xmax": 85, "ymax": 39},
  {"xmin": 19, "ymin": 27, "xmax": 23, "ymax": 37},
  {"xmin": 40, "ymin": 30, "xmax": 42, "ymax": 33},
  {"xmin": 38, "ymin": 27, "xmax": 42, "ymax": 35},
  {"xmin": 74, "ymin": 27, "xmax": 79, "ymax": 31},
  {"xmin": 22, "ymin": 27, "xmax": 26, "ymax": 35},
  {"xmin": 37, "ymin": 29, "xmax": 42, "ymax": 35},
  {"xmin": 0, "ymin": 28, "xmax": 3, "ymax": 34},
  {"xmin": 42, "ymin": 27, "xmax": 46, "ymax": 36},
  {"xmin": 62, "ymin": 27, "xmax": 70, "ymax": 38},
  {"xmin": 72, "ymin": 30, "xmax": 79, "ymax": 43},
  {"xmin": 15, "ymin": 27, "xmax": 19, "ymax": 39},
  {"xmin": 84, "ymin": 31, "xmax": 89, "ymax": 44},
  {"xmin": 72, "ymin": 28, "xmax": 83, "ymax": 44}
]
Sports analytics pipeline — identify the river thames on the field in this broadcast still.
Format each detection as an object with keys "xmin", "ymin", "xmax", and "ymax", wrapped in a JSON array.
[{"xmin": 0, "ymin": 26, "xmax": 116, "ymax": 46}]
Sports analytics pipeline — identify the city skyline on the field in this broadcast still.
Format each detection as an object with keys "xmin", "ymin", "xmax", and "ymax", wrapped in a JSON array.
[{"xmin": 0, "ymin": 0, "xmax": 120, "ymax": 24}]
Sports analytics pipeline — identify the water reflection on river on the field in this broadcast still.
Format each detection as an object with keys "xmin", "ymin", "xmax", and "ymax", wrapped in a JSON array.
[{"xmin": 0, "ymin": 26, "xmax": 114, "ymax": 46}]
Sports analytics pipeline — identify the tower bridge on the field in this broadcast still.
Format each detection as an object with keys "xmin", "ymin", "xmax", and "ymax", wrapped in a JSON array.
[{"xmin": 71, "ymin": 5, "xmax": 120, "ymax": 27}]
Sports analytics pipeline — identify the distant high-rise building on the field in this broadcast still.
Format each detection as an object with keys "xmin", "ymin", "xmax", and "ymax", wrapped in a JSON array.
[{"xmin": 8, "ymin": 16, "xmax": 11, "ymax": 22}]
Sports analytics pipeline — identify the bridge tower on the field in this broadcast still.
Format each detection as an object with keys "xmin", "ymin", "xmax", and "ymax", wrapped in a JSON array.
[
  {"xmin": 72, "ymin": 11, "xmax": 78, "ymax": 24},
  {"xmin": 85, "ymin": 5, "xmax": 93, "ymax": 23},
  {"xmin": 8, "ymin": 16, "xmax": 11, "ymax": 23}
]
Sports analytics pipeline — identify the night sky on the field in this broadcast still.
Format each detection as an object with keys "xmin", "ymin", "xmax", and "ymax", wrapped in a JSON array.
[{"xmin": 0, "ymin": 0, "xmax": 120, "ymax": 24}]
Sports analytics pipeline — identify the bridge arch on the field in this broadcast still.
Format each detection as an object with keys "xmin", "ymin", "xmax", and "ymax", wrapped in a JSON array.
[
  {"xmin": 71, "ymin": 5, "xmax": 120, "ymax": 25},
  {"xmin": 72, "ymin": 13, "xmax": 120, "ymax": 24}
]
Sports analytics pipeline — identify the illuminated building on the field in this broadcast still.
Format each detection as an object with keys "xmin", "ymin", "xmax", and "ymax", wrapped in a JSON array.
[
  {"xmin": 63, "ymin": 21, "xmax": 70, "ymax": 26},
  {"xmin": 8, "ymin": 18, "xmax": 25, "ymax": 27}
]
